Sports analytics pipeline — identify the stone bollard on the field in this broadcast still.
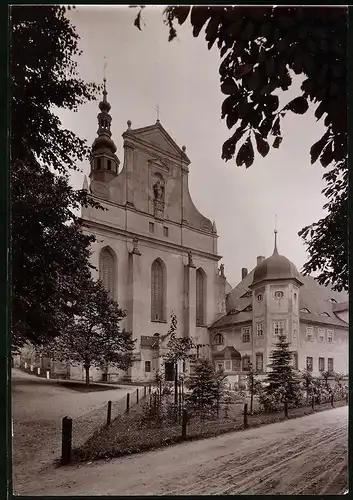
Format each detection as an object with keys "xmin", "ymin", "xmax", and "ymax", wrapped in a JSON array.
[
  {"xmin": 37, "ymin": 367, "xmax": 40, "ymax": 375},
  {"xmin": 46, "ymin": 370, "xmax": 50, "ymax": 379},
  {"xmin": 30, "ymin": 365, "xmax": 33, "ymax": 372},
  {"xmin": 24, "ymin": 362, "xmax": 27, "ymax": 369}
]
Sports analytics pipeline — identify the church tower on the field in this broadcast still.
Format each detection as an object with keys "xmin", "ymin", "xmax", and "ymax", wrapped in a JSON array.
[
  {"xmin": 89, "ymin": 78, "xmax": 120, "ymax": 183},
  {"xmin": 249, "ymin": 230, "xmax": 303, "ymax": 372}
]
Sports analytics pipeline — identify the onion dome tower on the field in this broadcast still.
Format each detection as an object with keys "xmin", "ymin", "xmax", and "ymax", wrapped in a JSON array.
[{"xmin": 90, "ymin": 78, "xmax": 120, "ymax": 182}]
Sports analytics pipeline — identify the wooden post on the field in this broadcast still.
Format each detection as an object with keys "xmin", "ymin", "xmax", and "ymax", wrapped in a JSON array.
[
  {"xmin": 136, "ymin": 388, "xmax": 139, "ymax": 404},
  {"xmin": 182, "ymin": 409, "xmax": 188, "ymax": 440},
  {"xmin": 126, "ymin": 393, "xmax": 130, "ymax": 413},
  {"xmin": 30, "ymin": 365, "xmax": 33, "ymax": 372},
  {"xmin": 61, "ymin": 416, "xmax": 72, "ymax": 465},
  {"xmin": 149, "ymin": 384, "xmax": 151, "ymax": 394},
  {"xmin": 331, "ymin": 393, "xmax": 334, "ymax": 407},
  {"xmin": 107, "ymin": 400, "xmax": 112, "ymax": 426},
  {"xmin": 174, "ymin": 363, "xmax": 178, "ymax": 405},
  {"xmin": 243, "ymin": 403, "xmax": 248, "ymax": 428},
  {"xmin": 144, "ymin": 386, "xmax": 147, "ymax": 399},
  {"xmin": 284, "ymin": 401, "xmax": 288, "ymax": 418}
]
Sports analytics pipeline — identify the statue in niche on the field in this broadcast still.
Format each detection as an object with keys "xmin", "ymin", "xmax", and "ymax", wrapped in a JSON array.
[
  {"xmin": 220, "ymin": 263, "xmax": 225, "ymax": 277},
  {"xmin": 188, "ymin": 251, "xmax": 196, "ymax": 268},
  {"xmin": 132, "ymin": 236, "xmax": 141, "ymax": 255},
  {"xmin": 153, "ymin": 179, "xmax": 165, "ymax": 201}
]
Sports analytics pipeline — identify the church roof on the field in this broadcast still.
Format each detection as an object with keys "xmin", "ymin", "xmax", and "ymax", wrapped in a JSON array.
[
  {"xmin": 210, "ymin": 259, "xmax": 348, "ymax": 330},
  {"xmin": 250, "ymin": 236, "xmax": 303, "ymax": 287}
]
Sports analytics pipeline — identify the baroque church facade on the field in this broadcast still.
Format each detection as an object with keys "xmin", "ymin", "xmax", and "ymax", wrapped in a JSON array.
[{"xmin": 78, "ymin": 82, "xmax": 348, "ymax": 384}]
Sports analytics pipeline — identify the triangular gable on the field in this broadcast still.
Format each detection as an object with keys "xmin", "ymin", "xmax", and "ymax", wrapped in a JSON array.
[{"xmin": 126, "ymin": 122, "xmax": 190, "ymax": 163}]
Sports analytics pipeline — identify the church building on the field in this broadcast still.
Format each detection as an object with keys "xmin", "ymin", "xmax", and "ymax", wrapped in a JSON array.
[
  {"xmin": 79, "ymin": 80, "xmax": 229, "ymax": 382},
  {"xmin": 78, "ymin": 81, "xmax": 348, "ymax": 384}
]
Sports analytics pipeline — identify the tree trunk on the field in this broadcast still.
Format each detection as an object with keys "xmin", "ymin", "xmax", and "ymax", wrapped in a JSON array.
[
  {"xmin": 84, "ymin": 364, "xmax": 90, "ymax": 386},
  {"xmin": 250, "ymin": 376, "xmax": 254, "ymax": 413},
  {"xmin": 174, "ymin": 363, "xmax": 178, "ymax": 405}
]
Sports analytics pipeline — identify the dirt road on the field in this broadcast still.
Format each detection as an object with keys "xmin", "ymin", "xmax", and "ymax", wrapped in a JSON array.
[
  {"xmin": 18, "ymin": 405, "xmax": 347, "ymax": 496},
  {"xmin": 12, "ymin": 369, "xmax": 138, "ymax": 491}
]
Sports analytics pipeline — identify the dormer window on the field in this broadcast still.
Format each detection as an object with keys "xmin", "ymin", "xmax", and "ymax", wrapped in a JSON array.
[
  {"xmin": 240, "ymin": 290, "xmax": 252, "ymax": 298},
  {"xmin": 300, "ymin": 307, "xmax": 311, "ymax": 313},
  {"xmin": 320, "ymin": 312, "xmax": 330, "ymax": 317},
  {"xmin": 329, "ymin": 298, "xmax": 337, "ymax": 303}
]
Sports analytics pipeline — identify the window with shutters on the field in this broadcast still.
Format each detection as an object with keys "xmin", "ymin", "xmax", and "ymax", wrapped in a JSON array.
[
  {"xmin": 318, "ymin": 357, "xmax": 325, "ymax": 372},
  {"xmin": 99, "ymin": 247, "xmax": 115, "ymax": 299},
  {"xmin": 328, "ymin": 358, "xmax": 334, "ymax": 372},
  {"xmin": 196, "ymin": 268, "xmax": 206, "ymax": 326},
  {"xmin": 151, "ymin": 259, "xmax": 165, "ymax": 322},
  {"xmin": 306, "ymin": 356, "xmax": 313, "ymax": 371}
]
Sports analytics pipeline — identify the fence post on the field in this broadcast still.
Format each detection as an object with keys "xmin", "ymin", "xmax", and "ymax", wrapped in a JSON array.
[
  {"xmin": 126, "ymin": 393, "xmax": 130, "ymax": 413},
  {"xmin": 284, "ymin": 401, "xmax": 288, "ymax": 418},
  {"xmin": 182, "ymin": 409, "xmax": 188, "ymax": 440},
  {"xmin": 37, "ymin": 367, "xmax": 40, "ymax": 375},
  {"xmin": 136, "ymin": 388, "xmax": 139, "ymax": 404},
  {"xmin": 149, "ymin": 385, "xmax": 151, "ymax": 394},
  {"xmin": 61, "ymin": 416, "xmax": 72, "ymax": 465},
  {"xmin": 144, "ymin": 386, "xmax": 147, "ymax": 399},
  {"xmin": 331, "ymin": 393, "xmax": 334, "ymax": 407},
  {"xmin": 107, "ymin": 400, "xmax": 112, "ymax": 426},
  {"xmin": 243, "ymin": 403, "xmax": 248, "ymax": 429}
]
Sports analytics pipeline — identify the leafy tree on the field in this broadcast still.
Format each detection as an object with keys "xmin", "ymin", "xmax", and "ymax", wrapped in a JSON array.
[
  {"xmin": 42, "ymin": 277, "xmax": 135, "ymax": 385},
  {"xmin": 301, "ymin": 369, "xmax": 314, "ymax": 403},
  {"xmin": 11, "ymin": 6, "xmax": 103, "ymax": 348},
  {"xmin": 186, "ymin": 357, "xmax": 226, "ymax": 417},
  {"xmin": 321, "ymin": 370, "xmax": 332, "ymax": 392},
  {"xmin": 134, "ymin": 6, "xmax": 347, "ymax": 291},
  {"xmin": 265, "ymin": 333, "xmax": 301, "ymax": 404}
]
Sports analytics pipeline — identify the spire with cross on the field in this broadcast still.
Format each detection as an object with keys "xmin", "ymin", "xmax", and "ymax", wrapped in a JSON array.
[
  {"xmin": 273, "ymin": 213, "xmax": 278, "ymax": 254},
  {"xmin": 155, "ymin": 104, "xmax": 160, "ymax": 123}
]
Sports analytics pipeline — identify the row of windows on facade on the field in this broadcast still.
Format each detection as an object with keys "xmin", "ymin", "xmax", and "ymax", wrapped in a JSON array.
[
  {"xmin": 213, "ymin": 324, "xmax": 334, "ymax": 345},
  {"xmin": 149, "ymin": 222, "xmax": 168, "ymax": 237},
  {"xmin": 306, "ymin": 356, "xmax": 334, "ymax": 372},
  {"xmin": 99, "ymin": 248, "xmax": 206, "ymax": 326},
  {"xmin": 215, "ymin": 354, "xmax": 335, "ymax": 373},
  {"xmin": 144, "ymin": 355, "xmax": 335, "ymax": 374}
]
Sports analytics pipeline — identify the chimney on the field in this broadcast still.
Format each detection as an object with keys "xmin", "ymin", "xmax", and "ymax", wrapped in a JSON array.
[
  {"xmin": 241, "ymin": 268, "xmax": 248, "ymax": 280},
  {"xmin": 257, "ymin": 256, "xmax": 265, "ymax": 266}
]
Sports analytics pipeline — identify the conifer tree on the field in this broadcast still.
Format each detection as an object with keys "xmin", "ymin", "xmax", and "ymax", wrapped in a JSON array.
[
  {"xmin": 186, "ymin": 358, "xmax": 226, "ymax": 416},
  {"xmin": 265, "ymin": 333, "xmax": 301, "ymax": 404}
]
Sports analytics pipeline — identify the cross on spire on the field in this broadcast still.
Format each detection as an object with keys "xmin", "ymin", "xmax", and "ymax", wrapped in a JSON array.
[
  {"xmin": 274, "ymin": 213, "xmax": 278, "ymax": 254},
  {"xmin": 103, "ymin": 56, "xmax": 107, "ymax": 80},
  {"xmin": 155, "ymin": 104, "xmax": 160, "ymax": 122}
]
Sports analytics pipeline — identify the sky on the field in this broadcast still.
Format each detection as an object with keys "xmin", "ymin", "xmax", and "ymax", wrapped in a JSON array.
[{"xmin": 58, "ymin": 5, "xmax": 327, "ymax": 287}]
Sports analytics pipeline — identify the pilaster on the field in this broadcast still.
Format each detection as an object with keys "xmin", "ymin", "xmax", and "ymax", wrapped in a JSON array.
[
  {"xmin": 183, "ymin": 261, "xmax": 196, "ymax": 338},
  {"xmin": 124, "ymin": 145, "xmax": 135, "ymax": 207}
]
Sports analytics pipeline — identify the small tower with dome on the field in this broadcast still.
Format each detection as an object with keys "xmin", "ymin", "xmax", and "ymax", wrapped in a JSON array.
[
  {"xmin": 89, "ymin": 78, "xmax": 120, "ymax": 183},
  {"xmin": 249, "ymin": 229, "xmax": 304, "ymax": 370}
]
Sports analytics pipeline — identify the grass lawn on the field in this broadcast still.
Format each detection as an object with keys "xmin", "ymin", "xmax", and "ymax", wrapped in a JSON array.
[
  {"xmin": 71, "ymin": 398, "xmax": 347, "ymax": 464},
  {"xmin": 57, "ymin": 381, "xmax": 122, "ymax": 393}
]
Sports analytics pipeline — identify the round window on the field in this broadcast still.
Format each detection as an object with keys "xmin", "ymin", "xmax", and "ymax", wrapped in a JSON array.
[
  {"xmin": 274, "ymin": 290, "xmax": 284, "ymax": 299},
  {"xmin": 257, "ymin": 294, "xmax": 263, "ymax": 301}
]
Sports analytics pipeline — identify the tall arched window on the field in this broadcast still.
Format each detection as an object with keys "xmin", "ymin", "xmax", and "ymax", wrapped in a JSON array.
[
  {"xmin": 99, "ymin": 247, "xmax": 116, "ymax": 299},
  {"xmin": 196, "ymin": 268, "xmax": 206, "ymax": 326},
  {"xmin": 151, "ymin": 259, "xmax": 165, "ymax": 321}
]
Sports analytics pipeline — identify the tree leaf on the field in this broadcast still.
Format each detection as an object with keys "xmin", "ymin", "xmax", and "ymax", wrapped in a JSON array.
[
  {"xmin": 273, "ymin": 136, "xmax": 283, "ymax": 148},
  {"xmin": 236, "ymin": 137, "xmax": 254, "ymax": 168},
  {"xmin": 255, "ymin": 132, "xmax": 270, "ymax": 157},
  {"xmin": 310, "ymin": 131, "xmax": 329, "ymax": 164},
  {"xmin": 285, "ymin": 96, "xmax": 309, "ymax": 114}
]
